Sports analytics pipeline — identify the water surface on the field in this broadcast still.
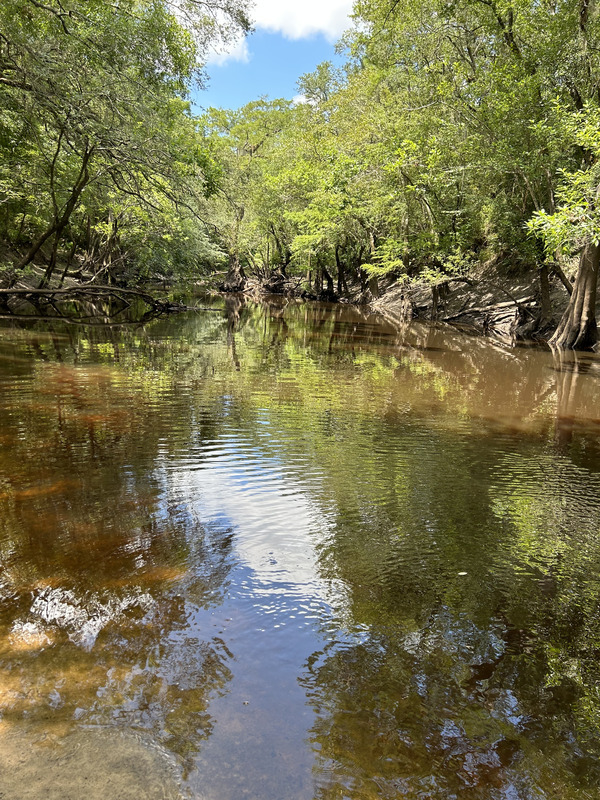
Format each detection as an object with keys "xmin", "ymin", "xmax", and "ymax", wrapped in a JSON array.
[{"xmin": 1, "ymin": 296, "xmax": 600, "ymax": 799}]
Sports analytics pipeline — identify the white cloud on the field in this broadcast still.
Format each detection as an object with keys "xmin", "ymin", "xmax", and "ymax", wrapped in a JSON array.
[
  {"xmin": 206, "ymin": 36, "xmax": 250, "ymax": 66},
  {"xmin": 207, "ymin": 0, "xmax": 354, "ymax": 66},
  {"xmin": 251, "ymin": 0, "xmax": 354, "ymax": 41}
]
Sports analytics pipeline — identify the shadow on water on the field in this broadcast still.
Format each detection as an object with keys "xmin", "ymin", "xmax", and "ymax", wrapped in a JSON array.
[{"xmin": 1, "ymin": 298, "xmax": 600, "ymax": 798}]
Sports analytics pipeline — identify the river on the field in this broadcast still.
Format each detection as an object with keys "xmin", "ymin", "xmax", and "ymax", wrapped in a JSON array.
[{"xmin": 1, "ymin": 295, "xmax": 600, "ymax": 799}]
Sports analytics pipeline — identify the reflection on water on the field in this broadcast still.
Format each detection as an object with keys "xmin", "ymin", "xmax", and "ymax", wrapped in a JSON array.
[{"xmin": 1, "ymin": 297, "xmax": 600, "ymax": 798}]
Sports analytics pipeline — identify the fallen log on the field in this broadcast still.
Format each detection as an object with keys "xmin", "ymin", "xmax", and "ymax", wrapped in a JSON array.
[
  {"xmin": 0, "ymin": 285, "xmax": 157, "ymax": 304},
  {"xmin": 0, "ymin": 284, "xmax": 205, "ymax": 324}
]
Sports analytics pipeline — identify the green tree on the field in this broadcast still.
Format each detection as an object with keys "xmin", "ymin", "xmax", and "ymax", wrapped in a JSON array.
[
  {"xmin": 529, "ymin": 104, "xmax": 600, "ymax": 348},
  {"xmin": 0, "ymin": 0, "xmax": 250, "ymax": 285},
  {"xmin": 199, "ymin": 99, "xmax": 295, "ymax": 288},
  {"xmin": 348, "ymin": 0, "xmax": 600, "ymax": 345}
]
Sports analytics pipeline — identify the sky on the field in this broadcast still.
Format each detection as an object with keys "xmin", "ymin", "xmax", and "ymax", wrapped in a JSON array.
[{"xmin": 192, "ymin": 0, "xmax": 354, "ymax": 111}]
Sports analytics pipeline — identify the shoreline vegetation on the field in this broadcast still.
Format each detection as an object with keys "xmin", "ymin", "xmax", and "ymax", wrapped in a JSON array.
[
  {"xmin": 0, "ymin": 246, "xmax": 586, "ymax": 346},
  {"xmin": 3, "ymin": 0, "xmax": 600, "ymax": 348}
]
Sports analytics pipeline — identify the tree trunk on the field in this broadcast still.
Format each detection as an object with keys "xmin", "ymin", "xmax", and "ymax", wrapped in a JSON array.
[
  {"xmin": 220, "ymin": 253, "xmax": 246, "ymax": 292},
  {"xmin": 314, "ymin": 265, "xmax": 323, "ymax": 296},
  {"xmin": 17, "ymin": 223, "xmax": 59, "ymax": 272},
  {"xmin": 59, "ymin": 239, "xmax": 78, "ymax": 287},
  {"xmin": 322, "ymin": 264, "xmax": 335, "ymax": 297},
  {"xmin": 335, "ymin": 245, "xmax": 345, "ymax": 295},
  {"xmin": 39, "ymin": 231, "xmax": 61, "ymax": 289},
  {"xmin": 368, "ymin": 275, "xmax": 380, "ymax": 298},
  {"xmin": 538, "ymin": 263, "xmax": 552, "ymax": 325},
  {"xmin": 549, "ymin": 240, "xmax": 599, "ymax": 349},
  {"xmin": 431, "ymin": 284, "xmax": 440, "ymax": 320},
  {"xmin": 18, "ymin": 144, "xmax": 95, "ymax": 274},
  {"xmin": 552, "ymin": 257, "xmax": 573, "ymax": 296}
]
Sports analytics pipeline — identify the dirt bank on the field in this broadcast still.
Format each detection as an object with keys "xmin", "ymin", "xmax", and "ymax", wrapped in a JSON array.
[{"xmin": 371, "ymin": 264, "xmax": 581, "ymax": 344}]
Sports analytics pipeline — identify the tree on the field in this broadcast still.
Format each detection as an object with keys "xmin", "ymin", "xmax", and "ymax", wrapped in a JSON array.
[
  {"xmin": 199, "ymin": 99, "xmax": 295, "ymax": 288},
  {"xmin": 0, "ymin": 0, "xmax": 250, "ymax": 285},
  {"xmin": 349, "ymin": 0, "xmax": 600, "ymax": 345}
]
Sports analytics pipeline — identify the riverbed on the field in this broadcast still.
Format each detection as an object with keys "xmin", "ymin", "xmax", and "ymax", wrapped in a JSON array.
[{"xmin": 1, "ymin": 296, "xmax": 600, "ymax": 799}]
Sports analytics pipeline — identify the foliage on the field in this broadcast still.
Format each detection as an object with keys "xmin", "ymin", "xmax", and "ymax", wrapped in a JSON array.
[
  {"xmin": 529, "ymin": 104, "xmax": 600, "ymax": 256},
  {"xmin": 0, "ymin": 0, "xmax": 250, "ymax": 285},
  {"xmin": 5, "ymin": 0, "xmax": 600, "ymax": 335}
]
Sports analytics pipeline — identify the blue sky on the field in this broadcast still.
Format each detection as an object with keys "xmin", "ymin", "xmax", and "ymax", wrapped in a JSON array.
[
  {"xmin": 194, "ymin": 30, "xmax": 344, "ymax": 111},
  {"xmin": 192, "ymin": 0, "xmax": 354, "ymax": 111}
]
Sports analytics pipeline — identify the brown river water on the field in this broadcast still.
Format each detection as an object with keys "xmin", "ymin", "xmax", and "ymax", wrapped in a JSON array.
[{"xmin": 1, "ymin": 295, "xmax": 600, "ymax": 799}]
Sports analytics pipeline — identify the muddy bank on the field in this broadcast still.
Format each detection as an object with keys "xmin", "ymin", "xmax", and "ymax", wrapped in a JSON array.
[{"xmin": 371, "ymin": 265, "xmax": 581, "ymax": 343}]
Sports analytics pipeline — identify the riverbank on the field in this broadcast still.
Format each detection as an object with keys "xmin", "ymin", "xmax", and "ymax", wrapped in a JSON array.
[
  {"xmin": 371, "ymin": 262, "xmax": 584, "ymax": 344},
  {"xmin": 0, "ymin": 253, "xmax": 589, "ymax": 347}
]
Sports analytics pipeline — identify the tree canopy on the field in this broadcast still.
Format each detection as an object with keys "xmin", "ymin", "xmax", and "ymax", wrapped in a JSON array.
[
  {"xmin": 198, "ymin": 0, "xmax": 600, "ymax": 347},
  {"xmin": 0, "ymin": 0, "xmax": 250, "ymax": 286}
]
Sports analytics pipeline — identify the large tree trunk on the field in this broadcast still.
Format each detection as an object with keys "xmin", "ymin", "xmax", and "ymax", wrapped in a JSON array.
[
  {"xmin": 549, "ymin": 240, "xmax": 599, "ymax": 349},
  {"xmin": 220, "ymin": 253, "xmax": 246, "ymax": 292}
]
